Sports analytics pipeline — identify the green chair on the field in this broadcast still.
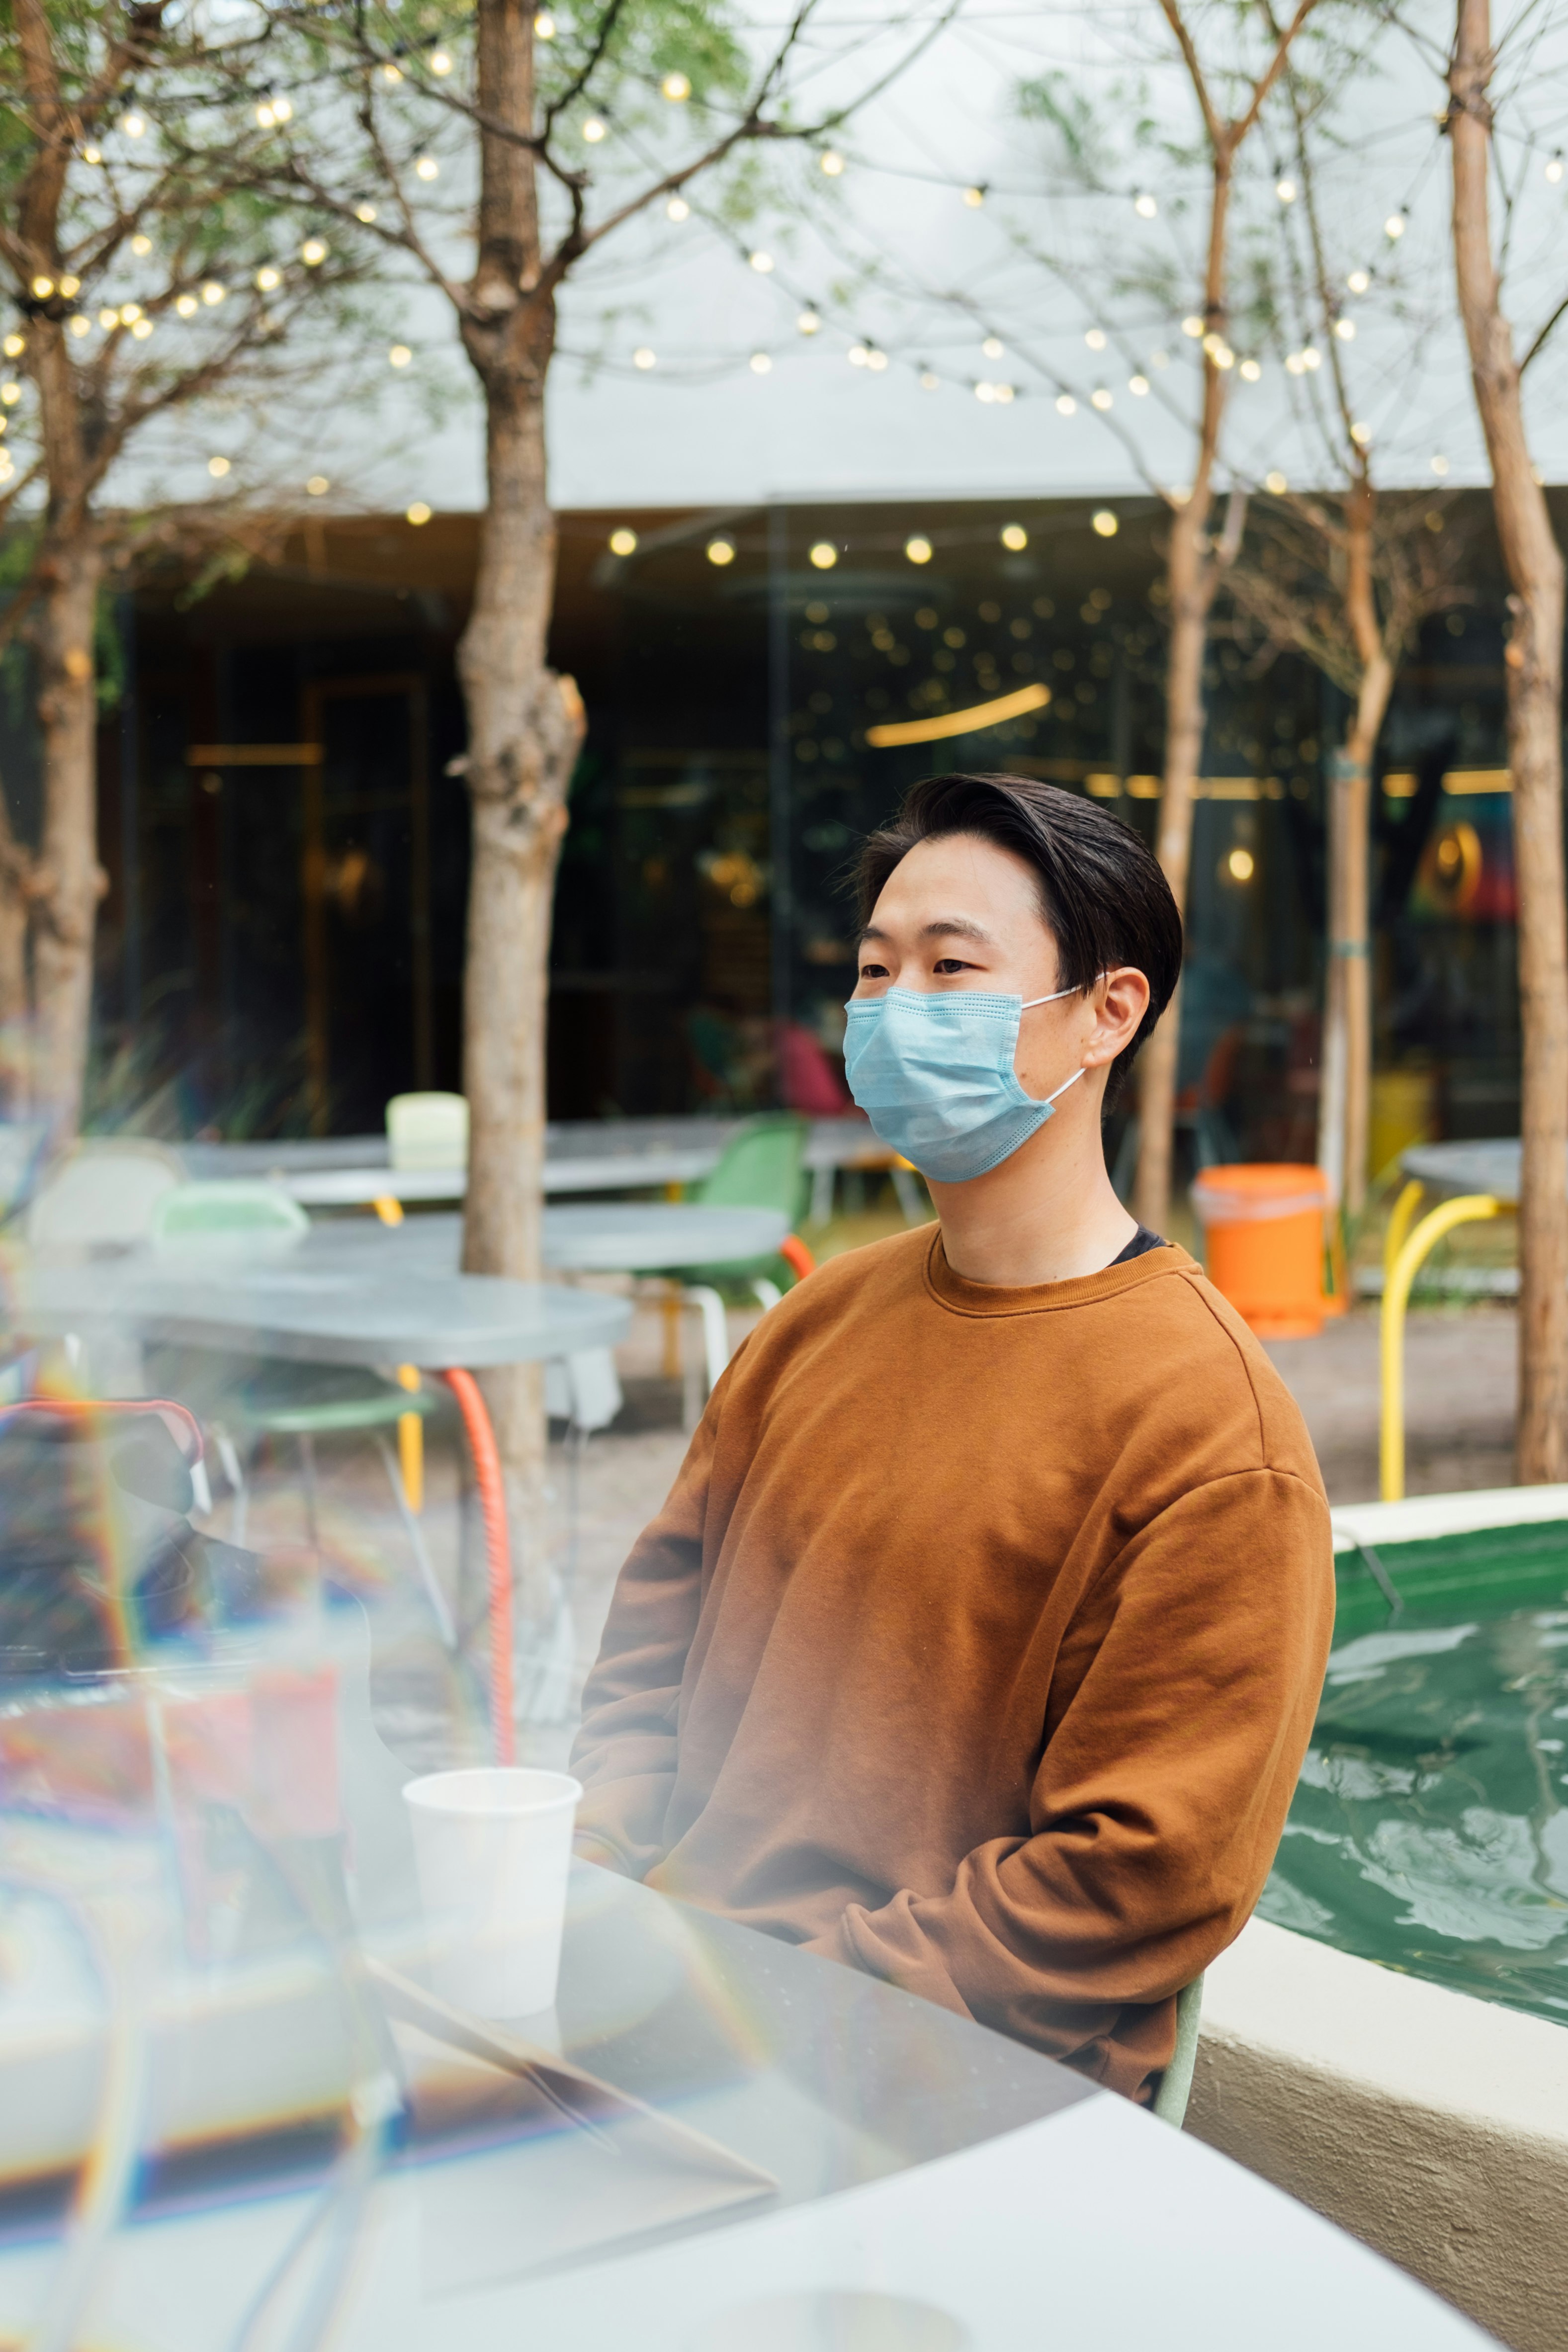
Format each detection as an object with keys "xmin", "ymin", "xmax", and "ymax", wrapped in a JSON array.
[
  {"xmin": 1151, "ymin": 1974, "xmax": 1205, "ymax": 2127},
  {"xmin": 665, "ymin": 1115, "xmax": 815, "ymax": 1402},
  {"xmin": 147, "ymin": 1183, "xmax": 452, "ymax": 1649}
]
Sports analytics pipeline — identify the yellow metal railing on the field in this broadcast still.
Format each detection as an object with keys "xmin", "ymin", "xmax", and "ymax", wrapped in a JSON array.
[
  {"xmin": 373, "ymin": 1192, "xmax": 425, "ymax": 1512},
  {"xmin": 1380, "ymin": 1191, "xmax": 1501, "ymax": 1501}
]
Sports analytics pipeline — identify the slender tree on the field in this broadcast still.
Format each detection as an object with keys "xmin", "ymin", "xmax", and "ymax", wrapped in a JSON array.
[
  {"xmin": 1129, "ymin": 0, "xmax": 1319, "ymax": 1232},
  {"xmin": 0, "ymin": 0, "xmax": 383, "ymax": 1133},
  {"xmin": 236, "ymin": 0, "xmax": 951, "ymax": 1629},
  {"xmin": 1449, "ymin": 0, "xmax": 1568, "ymax": 1482}
]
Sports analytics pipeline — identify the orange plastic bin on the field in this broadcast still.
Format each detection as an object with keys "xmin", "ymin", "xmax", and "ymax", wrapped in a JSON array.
[{"xmin": 1191, "ymin": 1163, "xmax": 1330, "ymax": 1339}]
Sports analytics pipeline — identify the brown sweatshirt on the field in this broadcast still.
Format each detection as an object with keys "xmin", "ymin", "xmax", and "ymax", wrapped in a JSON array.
[{"xmin": 571, "ymin": 1228, "xmax": 1334, "ymax": 2102}]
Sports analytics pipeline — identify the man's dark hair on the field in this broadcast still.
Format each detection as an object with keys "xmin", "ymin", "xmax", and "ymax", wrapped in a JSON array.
[{"xmin": 855, "ymin": 772, "xmax": 1183, "ymax": 1105}]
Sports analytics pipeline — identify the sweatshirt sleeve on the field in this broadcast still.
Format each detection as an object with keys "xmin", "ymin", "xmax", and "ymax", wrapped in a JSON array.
[
  {"xmin": 818, "ymin": 1466, "xmax": 1334, "ymax": 2101},
  {"xmin": 568, "ymin": 1410, "xmax": 716, "ymax": 1880}
]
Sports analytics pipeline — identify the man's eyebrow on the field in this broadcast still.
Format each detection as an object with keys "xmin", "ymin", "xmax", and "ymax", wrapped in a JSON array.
[{"xmin": 857, "ymin": 915, "xmax": 998, "ymax": 948}]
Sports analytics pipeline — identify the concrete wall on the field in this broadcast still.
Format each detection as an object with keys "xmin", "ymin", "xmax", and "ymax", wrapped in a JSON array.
[{"xmin": 1187, "ymin": 1918, "xmax": 1568, "ymax": 2352}]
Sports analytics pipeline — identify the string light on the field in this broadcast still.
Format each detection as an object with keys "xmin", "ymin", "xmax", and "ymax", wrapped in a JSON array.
[
  {"xmin": 849, "ymin": 344, "xmax": 869, "ymax": 366},
  {"xmin": 1239, "ymin": 357, "xmax": 1261, "ymax": 381},
  {"xmin": 257, "ymin": 102, "xmax": 277, "ymax": 127},
  {"xmin": 1181, "ymin": 315, "xmax": 1203, "ymax": 338},
  {"xmin": 83, "ymin": 144, "xmax": 101, "ymax": 164},
  {"xmin": 995, "ymin": 383, "xmax": 1014, "ymax": 403},
  {"xmin": 122, "ymin": 112, "xmax": 146, "ymax": 137},
  {"xmin": 31, "ymin": 276, "xmax": 53, "ymax": 299},
  {"xmin": 1349, "ymin": 420, "xmax": 1371, "ymax": 446},
  {"xmin": 1091, "ymin": 385, "xmax": 1113, "ymax": 409},
  {"xmin": 1347, "ymin": 268, "xmax": 1370, "ymax": 293},
  {"xmin": 416, "ymin": 157, "xmax": 439, "ymax": 180},
  {"xmin": 119, "ymin": 302, "xmax": 142, "ymax": 323},
  {"xmin": 706, "ymin": 536, "xmax": 735, "ymax": 565},
  {"xmin": 796, "ymin": 309, "xmax": 820, "ymax": 335},
  {"xmin": 667, "ymin": 196, "xmax": 690, "ymax": 220},
  {"xmin": 2, "ymin": 336, "xmax": 23, "ymax": 358},
  {"xmin": 1084, "ymin": 328, "xmax": 1106, "ymax": 350},
  {"xmin": 866, "ymin": 348, "xmax": 888, "ymax": 373},
  {"xmin": 274, "ymin": 97, "xmax": 293, "ymax": 122},
  {"xmin": 1151, "ymin": 348, "xmax": 1169, "ymax": 368},
  {"xmin": 1548, "ymin": 154, "xmax": 1565, "ymax": 183},
  {"xmin": 975, "ymin": 380, "xmax": 995, "ymax": 402},
  {"xmin": 633, "ymin": 346, "xmax": 656, "ymax": 369},
  {"xmin": 431, "ymin": 50, "xmax": 452, "ymax": 74},
  {"xmin": 1275, "ymin": 176, "xmax": 1297, "ymax": 203},
  {"xmin": 356, "ymin": 203, "xmax": 378, "ymax": 224},
  {"xmin": 1302, "ymin": 345, "xmax": 1321, "ymax": 370},
  {"xmin": 131, "ymin": 235, "xmax": 152, "ymax": 256},
  {"xmin": 1431, "ymin": 453, "xmax": 1450, "ymax": 476},
  {"xmin": 175, "ymin": 293, "xmax": 199, "ymax": 317},
  {"xmin": 1134, "ymin": 191, "xmax": 1157, "ymax": 218},
  {"xmin": 1092, "ymin": 510, "xmax": 1119, "ymax": 537},
  {"xmin": 919, "ymin": 369, "xmax": 940, "ymax": 391},
  {"xmin": 59, "ymin": 274, "xmax": 80, "ymax": 296},
  {"xmin": 1055, "ymin": 392, "xmax": 1076, "ymax": 415},
  {"xmin": 1227, "ymin": 848, "xmax": 1255, "ymax": 882},
  {"xmin": 582, "ymin": 117, "xmax": 607, "ymax": 143},
  {"xmin": 1285, "ymin": 350, "xmax": 1304, "ymax": 374},
  {"xmin": 661, "ymin": 72, "xmax": 690, "ymax": 100},
  {"xmin": 905, "ymin": 534, "xmax": 933, "ymax": 563},
  {"xmin": 301, "ymin": 238, "xmax": 328, "ymax": 264},
  {"xmin": 609, "ymin": 526, "xmax": 638, "ymax": 555},
  {"xmin": 1385, "ymin": 213, "xmax": 1406, "ymax": 239},
  {"xmin": 982, "ymin": 335, "xmax": 1004, "ymax": 359},
  {"xmin": 820, "ymin": 150, "xmax": 844, "ymax": 176},
  {"xmin": 208, "ymin": 455, "xmax": 231, "ymax": 476},
  {"xmin": 1334, "ymin": 317, "xmax": 1355, "ymax": 341},
  {"xmin": 809, "ymin": 541, "xmax": 838, "ymax": 569},
  {"xmin": 750, "ymin": 351, "xmax": 771, "ymax": 374},
  {"xmin": 0, "ymin": 381, "xmax": 16, "ymax": 402},
  {"xmin": 68, "ymin": 315, "xmax": 90, "ymax": 338},
  {"xmin": 306, "ymin": 474, "xmax": 330, "ymax": 495},
  {"xmin": 534, "ymin": 11, "xmax": 555, "ymax": 34},
  {"xmin": 201, "ymin": 280, "xmax": 226, "ymax": 305},
  {"xmin": 257, "ymin": 265, "xmax": 281, "ymax": 291},
  {"xmin": 1000, "ymin": 523, "xmax": 1027, "ymax": 551},
  {"xmin": 1129, "ymin": 372, "xmax": 1149, "ymax": 395},
  {"xmin": 407, "ymin": 502, "xmax": 432, "ymax": 524},
  {"xmin": 381, "ymin": 61, "xmax": 402, "ymax": 82},
  {"xmin": 389, "ymin": 343, "xmax": 412, "ymax": 366},
  {"xmin": 130, "ymin": 318, "xmax": 152, "ymax": 340},
  {"xmin": 1265, "ymin": 469, "xmax": 1288, "ymax": 493},
  {"xmin": 749, "ymin": 251, "xmax": 774, "ymax": 273},
  {"xmin": 962, "ymin": 186, "xmax": 984, "ymax": 208},
  {"xmin": 98, "ymin": 308, "xmax": 118, "ymax": 330}
]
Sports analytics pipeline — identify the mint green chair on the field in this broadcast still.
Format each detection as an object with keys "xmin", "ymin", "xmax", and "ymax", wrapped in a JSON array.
[
  {"xmin": 668, "ymin": 1115, "xmax": 814, "ymax": 1403},
  {"xmin": 1151, "ymin": 1974, "xmax": 1205, "ymax": 2127},
  {"xmin": 148, "ymin": 1182, "xmax": 451, "ymax": 1648}
]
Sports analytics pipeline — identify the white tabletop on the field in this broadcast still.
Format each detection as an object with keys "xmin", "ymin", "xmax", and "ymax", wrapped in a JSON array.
[{"xmin": 1400, "ymin": 1139, "xmax": 1523, "ymax": 1204}]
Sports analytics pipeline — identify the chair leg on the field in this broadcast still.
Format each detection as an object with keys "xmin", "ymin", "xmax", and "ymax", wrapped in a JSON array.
[
  {"xmin": 752, "ymin": 1277, "xmax": 783, "ymax": 1312},
  {"xmin": 683, "ymin": 1285, "xmax": 731, "ymax": 1399},
  {"xmin": 374, "ymin": 1435, "xmax": 456, "ymax": 1652}
]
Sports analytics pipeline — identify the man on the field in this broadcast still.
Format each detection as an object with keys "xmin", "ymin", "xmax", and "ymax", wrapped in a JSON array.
[{"xmin": 572, "ymin": 773, "xmax": 1334, "ymax": 2103}]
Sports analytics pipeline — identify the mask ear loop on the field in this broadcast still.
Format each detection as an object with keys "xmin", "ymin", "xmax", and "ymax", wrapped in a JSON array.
[{"xmin": 1022, "ymin": 974, "xmax": 1109, "ymax": 1105}]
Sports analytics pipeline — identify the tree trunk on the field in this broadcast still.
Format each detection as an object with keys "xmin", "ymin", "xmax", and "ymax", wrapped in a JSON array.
[
  {"xmin": 30, "ymin": 539, "xmax": 103, "ymax": 1140},
  {"xmin": 0, "ymin": 791, "xmax": 32, "ymax": 1114},
  {"xmin": 1134, "ymin": 157, "xmax": 1233, "ymax": 1232},
  {"xmin": 1451, "ymin": 0, "xmax": 1568, "ymax": 1483},
  {"xmin": 1320, "ymin": 476, "xmax": 1395, "ymax": 1218},
  {"xmin": 457, "ymin": 0, "xmax": 586, "ymax": 1630}
]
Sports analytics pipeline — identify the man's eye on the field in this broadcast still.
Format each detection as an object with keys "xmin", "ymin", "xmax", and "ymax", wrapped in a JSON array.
[
  {"xmin": 932, "ymin": 958, "xmax": 968, "ymax": 975},
  {"xmin": 860, "ymin": 961, "xmax": 889, "ymax": 979}
]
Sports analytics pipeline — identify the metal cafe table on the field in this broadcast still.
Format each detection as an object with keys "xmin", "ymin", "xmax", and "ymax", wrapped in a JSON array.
[{"xmin": 9, "ymin": 1240, "xmax": 631, "ymax": 1754}]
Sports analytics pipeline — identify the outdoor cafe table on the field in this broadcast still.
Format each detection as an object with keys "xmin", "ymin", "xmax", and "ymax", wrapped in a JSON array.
[{"xmin": 0, "ymin": 1826, "xmax": 1488, "ymax": 2352}]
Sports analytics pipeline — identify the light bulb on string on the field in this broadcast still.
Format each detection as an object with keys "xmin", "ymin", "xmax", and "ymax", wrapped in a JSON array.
[
  {"xmin": 306, "ymin": 474, "xmax": 330, "ymax": 495},
  {"xmin": 208, "ymin": 454, "xmax": 231, "ymax": 476},
  {"xmin": 356, "ymin": 203, "xmax": 378, "ymax": 224},
  {"xmin": 1334, "ymin": 317, "xmax": 1355, "ymax": 341},
  {"xmin": 866, "ymin": 348, "xmax": 888, "ymax": 373},
  {"xmin": 582, "ymin": 117, "xmax": 607, "ymax": 143},
  {"xmin": 1431, "ymin": 453, "xmax": 1450, "ymax": 476},
  {"xmin": 820, "ymin": 150, "xmax": 844, "ymax": 176},
  {"xmin": 59, "ymin": 274, "xmax": 79, "ymax": 296},
  {"xmin": 534, "ymin": 12, "xmax": 555, "ymax": 35},
  {"xmin": 98, "ymin": 308, "xmax": 118, "ymax": 330},
  {"xmin": 660, "ymin": 72, "xmax": 690, "ymax": 100},
  {"xmin": 982, "ymin": 335, "xmax": 1004, "ymax": 359},
  {"xmin": 962, "ymin": 186, "xmax": 985, "ymax": 208},
  {"xmin": 1548, "ymin": 153, "xmax": 1565, "ymax": 183},
  {"xmin": 808, "ymin": 542, "xmax": 838, "ymax": 570},
  {"xmin": 131, "ymin": 235, "xmax": 151, "ymax": 257},
  {"xmin": 407, "ymin": 502, "xmax": 432, "ymax": 524},
  {"xmin": 633, "ymin": 346, "xmax": 656, "ymax": 369},
  {"xmin": 1301, "ymin": 344, "xmax": 1321, "ymax": 370},
  {"xmin": 273, "ymin": 96, "xmax": 292, "ymax": 122},
  {"xmin": 905, "ymin": 535, "xmax": 932, "ymax": 563},
  {"xmin": 130, "ymin": 319, "xmax": 152, "ymax": 340},
  {"xmin": 1134, "ymin": 191, "xmax": 1157, "ymax": 217},
  {"xmin": 1181, "ymin": 314, "xmax": 1203, "ymax": 338},
  {"xmin": 1092, "ymin": 510, "xmax": 1119, "ymax": 538},
  {"xmin": 1349, "ymin": 420, "xmax": 1372, "ymax": 446},
  {"xmin": 68, "ymin": 315, "xmax": 90, "ymax": 339},
  {"xmin": 1129, "ymin": 372, "xmax": 1149, "ymax": 395},
  {"xmin": 667, "ymin": 196, "xmax": 689, "ymax": 221},
  {"xmin": 750, "ymin": 351, "xmax": 771, "ymax": 374},
  {"xmin": 848, "ymin": 344, "xmax": 869, "ymax": 367},
  {"xmin": 1275, "ymin": 176, "xmax": 1297, "ymax": 203},
  {"xmin": 256, "ymin": 265, "xmax": 281, "ymax": 291},
  {"xmin": 1055, "ymin": 392, "xmax": 1076, "ymax": 415},
  {"xmin": 301, "ymin": 238, "xmax": 328, "ymax": 265},
  {"xmin": 1238, "ymin": 357, "xmax": 1261, "ymax": 381},
  {"xmin": 609, "ymin": 527, "xmax": 638, "ymax": 555},
  {"xmin": 118, "ymin": 301, "xmax": 141, "ymax": 323},
  {"xmin": 0, "ymin": 377, "xmax": 19, "ymax": 397},
  {"xmin": 31, "ymin": 276, "xmax": 53, "ymax": 299},
  {"xmin": 1385, "ymin": 212, "xmax": 1405, "ymax": 239},
  {"xmin": 2, "ymin": 336, "xmax": 24, "ymax": 358},
  {"xmin": 749, "ymin": 251, "xmax": 774, "ymax": 273},
  {"xmin": 1347, "ymin": 268, "xmax": 1370, "ymax": 293},
  {"xmin": 256, "ymin": 101, "xmax": 276, "ymax": 127},
  {"xmin": 380, "ymin": 61, "xmax": 402, "ymax": 83},
  {"xmin": 975, "ymin": 381, "xmax": 995, "ymax": 403},
  {"xmin": 1084, "ymin": 328, "xmax": 1106, "ymax": 350},
  {"xmin": 416, "ymin": 157, "xmax": 439, "ymax": 180},
  {"xmin": 1091, "ymin": 385, "xmax": 1113, "ymax": 409},
  {"xmin": 1000, "ymin": 523, "xmax": 1027, "ymax": 551},
  {"xmin": 706, "ymin": 536, "xmax": 735, "ymax": 566},
  {"xmin": 430, "ymin": 50, "xmax": 452, "ymax": 74},
  {"xmin": 175, "ymin": 293, "xmax": 199, "ymax": 317},
  {"xmin": 919, "ymin": 369, "xmax": 939, "ymax": 391},
  {"xmin": 82, "ymin": 144, "xmax": 101, "ymax": 164},
  {"xmin": 1265, "ymin": 469, "xmax": 1288, "ymax": 494},
  {"xmin": 201, "ymin": 280, "xmax": 226, "ymax": 305},
  {"xmin": 388, "ymin": 343, "xmax": 412, "ymax": 367},
  {"xmin": 796, "ymin": 309, "xmax": 820, "ymax": 336},
  {"xmin": 122, "ymin": 111, "xmax": 146, "ymax": 137}
]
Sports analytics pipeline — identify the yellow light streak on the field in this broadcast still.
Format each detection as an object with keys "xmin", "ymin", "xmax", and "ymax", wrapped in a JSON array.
[{"xmin": 865, "ymin": 682, "xmax": 1051, "ymax": 749}]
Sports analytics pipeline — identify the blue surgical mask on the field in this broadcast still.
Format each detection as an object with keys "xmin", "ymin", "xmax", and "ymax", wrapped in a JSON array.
[{"xmin": 842, "ymin": 986, "xmax": 1086, "ymax": 1183}]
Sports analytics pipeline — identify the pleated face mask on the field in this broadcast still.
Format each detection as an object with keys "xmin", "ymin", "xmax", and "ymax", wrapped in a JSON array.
[{"xmin": 842, "ymin": 985, "xmax": 1086, "ymax": 1183}]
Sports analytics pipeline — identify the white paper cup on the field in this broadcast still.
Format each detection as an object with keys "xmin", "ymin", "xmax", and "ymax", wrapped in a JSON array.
[{"xmin": 403, "ymin": 1766, "xmax": 582, "ymax": 2018}]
